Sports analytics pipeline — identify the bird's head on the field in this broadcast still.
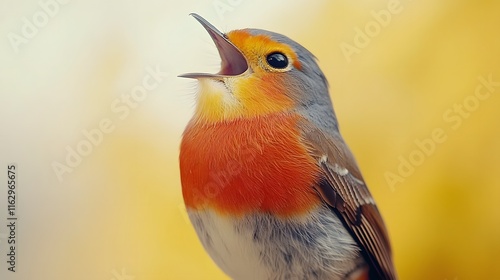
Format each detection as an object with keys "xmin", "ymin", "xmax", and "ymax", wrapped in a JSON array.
[{"xmin": 180, "ymin": 14, "xmax": 334, "ymax": 127}]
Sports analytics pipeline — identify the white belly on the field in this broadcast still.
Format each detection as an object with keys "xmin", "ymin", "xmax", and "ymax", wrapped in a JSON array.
[{"xmin": 188, "ymin": 205, "xmax": 364, "ymax": 280}]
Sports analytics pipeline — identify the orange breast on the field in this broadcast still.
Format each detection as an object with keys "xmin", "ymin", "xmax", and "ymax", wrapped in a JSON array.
[{"xmin": 180, "ymin": 113, "xmax": 322, "ymax": 217}]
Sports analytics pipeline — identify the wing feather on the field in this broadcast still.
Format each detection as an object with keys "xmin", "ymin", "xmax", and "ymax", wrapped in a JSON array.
[{"xmin": 301, "ymin": 120, "xmax": 397, "ymax": 280}]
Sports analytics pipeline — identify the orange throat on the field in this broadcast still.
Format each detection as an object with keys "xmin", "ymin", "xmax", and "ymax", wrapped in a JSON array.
[{"xmin": 180, "ymin": 113, "xmax": 321, "ymax": 217}]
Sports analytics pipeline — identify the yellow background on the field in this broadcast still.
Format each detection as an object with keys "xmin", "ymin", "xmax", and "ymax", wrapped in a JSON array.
[{"xmin": 1, "ymin": 0, "xmax": 499, "ymax": 279}]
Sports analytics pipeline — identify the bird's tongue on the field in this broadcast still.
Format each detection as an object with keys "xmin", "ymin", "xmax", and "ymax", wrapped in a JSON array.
[{"xmin": 179, "ymin": 13, "xmax": 248, "ymax": 79}]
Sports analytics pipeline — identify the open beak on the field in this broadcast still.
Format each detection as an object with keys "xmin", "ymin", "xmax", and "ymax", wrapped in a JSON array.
[{"xmin": 179, "ymin": 13, "xmax": 248, "ymax": 79}]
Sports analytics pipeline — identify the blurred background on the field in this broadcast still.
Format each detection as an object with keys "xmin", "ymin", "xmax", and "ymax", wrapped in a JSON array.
[{"xmin": 1, "ymin": 0, "xmax": 499, "ymax": 279}]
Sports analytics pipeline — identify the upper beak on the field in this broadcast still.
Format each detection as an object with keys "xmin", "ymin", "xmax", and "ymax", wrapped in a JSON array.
[{"xmin": 179, "ymin": 13, "xmax": 248, "ymax": 79}]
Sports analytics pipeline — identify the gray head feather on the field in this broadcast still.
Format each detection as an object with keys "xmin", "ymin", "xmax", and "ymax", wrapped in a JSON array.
[{"xmin": 245, "ymin": 29, "xmax": 339, "ymax": 132}]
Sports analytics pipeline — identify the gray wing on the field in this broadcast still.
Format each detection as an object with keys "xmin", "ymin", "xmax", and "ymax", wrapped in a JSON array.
[{"xmin": 301, "ymin": 121, "xmax": 397, "ymax": 280}]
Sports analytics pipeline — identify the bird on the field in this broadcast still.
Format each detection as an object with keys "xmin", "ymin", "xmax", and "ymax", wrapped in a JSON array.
[{"xmin": 179, "ymin": 13, "xmax": 397, "ymax": 280}]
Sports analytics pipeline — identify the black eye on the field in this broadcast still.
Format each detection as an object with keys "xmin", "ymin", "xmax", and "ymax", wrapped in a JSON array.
[{"xmin": 266, "ymin": 52, "xmax": 289, "ymax": 69}]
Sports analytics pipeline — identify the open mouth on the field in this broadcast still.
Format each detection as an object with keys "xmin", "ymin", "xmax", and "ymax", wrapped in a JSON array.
[{"xmin": 179, "ymin": 13, "xmax": 248, "ymax": 79}]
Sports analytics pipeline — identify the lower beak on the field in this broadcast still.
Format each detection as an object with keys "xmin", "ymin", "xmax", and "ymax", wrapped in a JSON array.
[{"xmin": 179, "ymin": 13, "xmax": 248, "ymax": 79}]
